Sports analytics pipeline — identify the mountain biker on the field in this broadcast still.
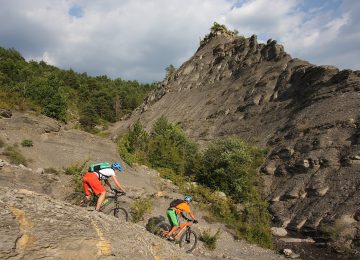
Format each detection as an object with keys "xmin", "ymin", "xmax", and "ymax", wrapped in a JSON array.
[
  {"xmin": 82, "ymin": 162, "xmax": 126, "ymax": 211},
  {"xmin": 165, "ymin": 195, "xmax": 198, "ymax": 239}
]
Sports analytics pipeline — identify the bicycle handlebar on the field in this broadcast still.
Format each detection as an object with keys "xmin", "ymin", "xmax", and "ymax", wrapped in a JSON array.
[
  {"xmin": 183, "ymin": 217, "xmax": 198, "ymax": 224},
  {"xmin": 111, "ymin": 189, "xmax": 126, "ymax": 196}
]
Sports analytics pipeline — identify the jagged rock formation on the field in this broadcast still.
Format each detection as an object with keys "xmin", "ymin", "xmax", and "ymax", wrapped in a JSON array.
[{"xmin": 112, "ymin": 28, "xmax": 360, "ymax": 255}]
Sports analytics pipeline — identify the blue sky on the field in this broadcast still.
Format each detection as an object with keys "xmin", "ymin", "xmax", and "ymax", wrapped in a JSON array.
[{"xmin": 0, "ymin": 0, "xmax": 359, "ymax": 82}]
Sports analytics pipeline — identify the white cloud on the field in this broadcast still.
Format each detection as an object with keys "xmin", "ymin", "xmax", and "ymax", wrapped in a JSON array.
[{"xmin": 0, "ymin": 0, "xmax": 359, "ymax": 83}]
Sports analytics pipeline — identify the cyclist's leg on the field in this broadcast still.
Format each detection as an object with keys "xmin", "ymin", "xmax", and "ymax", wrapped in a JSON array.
[
  {"xmin": 166, "ymin": 209, "xmax": 179, "ymax": 237},
  {"xmin": 96, "ymin": 191, "xmax": 106, "ymax": 211},
  {"xmin": 83, "ymin": 172, "xmax": 106, "ymax": 211},
  {"xmin": 82, "ymin": 174, "xmax": 92, "ymax": 198}
]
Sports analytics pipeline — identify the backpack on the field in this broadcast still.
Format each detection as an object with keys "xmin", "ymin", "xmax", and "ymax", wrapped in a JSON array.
[
  {"xmin": 169, "ymin": 199, "xmax": 184, "ymax": 208},
  {"xmin": 88, "ymin": 162, "xmax": 111, "ymax": 180}
]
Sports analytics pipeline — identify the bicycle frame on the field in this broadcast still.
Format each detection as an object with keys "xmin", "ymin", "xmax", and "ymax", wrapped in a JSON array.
[
  {"xmin": 106, "ymin": 190, "xmax": 125, "ymax": 206},
  {"xmin": 173, "ymin": 222, "xmax": 192, "ymax": 239}
]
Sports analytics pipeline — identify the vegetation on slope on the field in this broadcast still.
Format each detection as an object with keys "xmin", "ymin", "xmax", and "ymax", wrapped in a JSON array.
[
  {"xmin": 0, "ymin": 47, "xmax": 156, "ymax": 131},
  {"xmin": 117, "ymin": 117, "xmax": 272, "ymax": 248}
]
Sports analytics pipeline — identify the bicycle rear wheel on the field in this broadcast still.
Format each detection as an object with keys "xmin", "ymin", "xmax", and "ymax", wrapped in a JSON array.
[
  {"xmin": 154, "ymin": 221, "xmax": 171, "ymax": 236},
  {"xmin": 113, "ymin": 207, "xmax": 129, "ymax": 222},
  {"xmin": 179, "ymin": 230, "xmax": 197, "ymax": 253}
]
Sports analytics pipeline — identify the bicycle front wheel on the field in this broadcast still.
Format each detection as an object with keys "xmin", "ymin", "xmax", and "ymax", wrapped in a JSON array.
[
  {"xmin": 179, "ymin": 230, "xmax": 198, "ymax": 253},
  {"xmin": 113, "ymin": 207, "xmax": 129, "ymax": 222}
]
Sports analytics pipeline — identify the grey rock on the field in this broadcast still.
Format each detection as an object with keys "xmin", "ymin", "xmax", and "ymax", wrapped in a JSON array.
[{"xmin": 271, "ymin": 227, "xmax": 288, "ymax": 237}]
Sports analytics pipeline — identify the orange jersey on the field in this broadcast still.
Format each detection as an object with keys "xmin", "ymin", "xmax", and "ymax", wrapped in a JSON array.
[{"xmin": 174, "ymin": 202, "xmax": 191, "ymax": 215}]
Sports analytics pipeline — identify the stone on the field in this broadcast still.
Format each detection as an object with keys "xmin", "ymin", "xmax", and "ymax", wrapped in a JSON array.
[
  {"xmin": 35, "ymin": 168, "xmax": 45, "ymax": 174},
  {"xmin": 317, "ymin": 186, "xmax": 329, "ymax": 196},
  {"xmin": 282, "ymin": 248, "xmax": 300, "ymax": 258},
  {"xmin": 263, "ymin": 160, "xmax": 277, "ymax": 175},
  {"xmin": 280, "ymin": 237, "xmax": 315, "ymax": 243},
  {"xmin": 214, "ymin": 191, "xmax": 227, "ymax": 199},
  {"xmin": 271, "ymin": 227, "xmax": 288, "ymax": 237}
]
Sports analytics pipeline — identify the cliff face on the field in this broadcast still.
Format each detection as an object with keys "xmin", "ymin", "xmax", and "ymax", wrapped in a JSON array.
[{"xmin": 113, "ymin": 31, "xmax": 360, "ymax": 251}]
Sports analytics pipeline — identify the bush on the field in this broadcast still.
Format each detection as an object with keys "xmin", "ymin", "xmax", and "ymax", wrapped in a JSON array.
[
  {"xmin": 64, "ymin": 160, "xmax": 89, "ymax": 192},
  {"xmin": 184, "ymin": 137, "xmax": 273, "ymax": 248},
  {"xmin": 130, "ymin": 197, "xmax": 153, "ymax": 223},
  {"xmin": 3, "ymin": 144, "xmax": 27, "ymax": 165},
  {"xmin": 197, "ymin": 137, "xmax": 266, "ymax": 203},
  {"xmin": 21, "ymin": 139, "xmax": 33, "ymax": 147},
  {"xmin": 199, "ymin": 229, "xmax": 221, "ymax": 250}
]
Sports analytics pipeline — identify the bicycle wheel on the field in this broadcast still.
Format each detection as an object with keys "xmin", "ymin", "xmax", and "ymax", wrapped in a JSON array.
[
  {"xmin": 154, "ymin": 221, "xmax": 171, "ymax": 236},
  {"xmin": 179, "ymin": 230, "xmax": 197, "ymax": 253},
  {"xmin": 113, "ymin": 207, "xmax": 129, "ymax": 222}
]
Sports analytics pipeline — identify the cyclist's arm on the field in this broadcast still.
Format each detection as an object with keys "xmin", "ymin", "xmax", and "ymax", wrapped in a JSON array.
[
  {"xmin": 189, "ymin": 211, "xmax": 196, "ymax": 221},
  {"xmin": 104, "ymin": 179, "xmax": 112, "ymax": 190},
  {"xmin": 110, "ymin": 175, "xmax": 126, "ymax": 193},
  {"xmin": 181, "ymin": 211, "xmax": 196, "ymax": 222}
]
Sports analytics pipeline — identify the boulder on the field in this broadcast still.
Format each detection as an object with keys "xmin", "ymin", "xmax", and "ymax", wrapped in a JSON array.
[{"xmin": 271, "ymin": 227, "xmax": 288, "ymax": 237}]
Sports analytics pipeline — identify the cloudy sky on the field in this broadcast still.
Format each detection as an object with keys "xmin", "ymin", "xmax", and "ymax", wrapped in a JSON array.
[{"xmin": 0, "ymin": 0, "xmax": 359, "ymax": 82}]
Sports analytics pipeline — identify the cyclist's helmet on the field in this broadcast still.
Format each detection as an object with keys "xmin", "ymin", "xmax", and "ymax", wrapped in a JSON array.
[
  {"xmin": 184, "ymin": 195, "xmax": 193, "ymax": 202},
  {"xmin": 111, "ymin": 162, "xmax": 123, "ymax": 171}
]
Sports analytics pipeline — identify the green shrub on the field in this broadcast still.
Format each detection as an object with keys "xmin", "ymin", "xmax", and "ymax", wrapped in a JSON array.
[
  {"xmin": 157, "ymin": 167, "xmax": 186, "ymax": 186},
  {"xmin": 130, "ymin": 197, "xmax": 153, "ymax": 223},
  {"xmin": 199, "ymin": 229, "xmax": 221, "ymax": 250},
  {"xmin": 64, "ymin": 159, "xmax": 89, "ymax": 192},
  {"xmin": 3, "ymin": 144, "xmax": 27, "ymax": 165},
  {"xmin": 21, "ymin": 139, "xmax": 33, "ymax": 147},
  {"xmin": 197, "ymin": 137, "xmax": 266, "ymax": 202}
]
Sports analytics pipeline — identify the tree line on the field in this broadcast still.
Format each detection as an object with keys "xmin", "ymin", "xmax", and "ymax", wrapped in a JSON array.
[{"xmin": 0, "ymin": 47, "xmax": 156, "ymax": 131}]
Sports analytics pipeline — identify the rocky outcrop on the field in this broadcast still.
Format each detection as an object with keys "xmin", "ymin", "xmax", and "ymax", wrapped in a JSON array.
[
  {"xmin": 0, "ymin": 112, "xmax": 121, "ymax": 169},
  {"xmin": 111, "ymin": 30, "xmax": 360, "ymax": 255},
  {"xmin": 0, "ymin": 187, "xmax": 205, "ymax": 260}
]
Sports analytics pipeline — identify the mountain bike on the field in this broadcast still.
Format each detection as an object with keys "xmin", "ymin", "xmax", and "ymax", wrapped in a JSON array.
[
  {"xmin": 156, "ymin": 218, "xmax": 198, "ymax": 253},
  {"xmin": 65, "ymin": 189, "xmax": 128, "ymax": 222}
]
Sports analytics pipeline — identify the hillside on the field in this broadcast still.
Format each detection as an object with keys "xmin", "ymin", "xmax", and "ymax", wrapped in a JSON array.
[
  {"xmin": 0, "ymin": 47, "xmax": 155, "ymax": 131},
  {"xmin": 111, "ymin": 26, "xmax": 360, "ymax": 257},
  {"xmin": 0, "ymin": 112, "xmax": 286, "ymax": 260}
]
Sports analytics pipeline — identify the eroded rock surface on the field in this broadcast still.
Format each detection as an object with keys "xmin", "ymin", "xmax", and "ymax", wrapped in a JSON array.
[{"xmin": 0, "ymin": 187, "xmax": 206, "ymax": 260}]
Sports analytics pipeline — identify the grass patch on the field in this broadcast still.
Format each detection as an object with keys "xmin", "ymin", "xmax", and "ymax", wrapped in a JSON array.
[
  {"xmin": 130, "ymin": 197, "xmax": 153, "ymax": 223},
  {"xmin": 199, "ymin": 229, "xmax": 221, "ymax": 250},
  {"xmin": 3, "ymin": 144, "xmax": 27, "ymax": 166},
  {"xmin": 0, "ymin": 137, "xmax": 5, "ymax": 148},
  {"xmin": 21, "ymin": 139, "xmax": 33, "ymax": 147}
]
